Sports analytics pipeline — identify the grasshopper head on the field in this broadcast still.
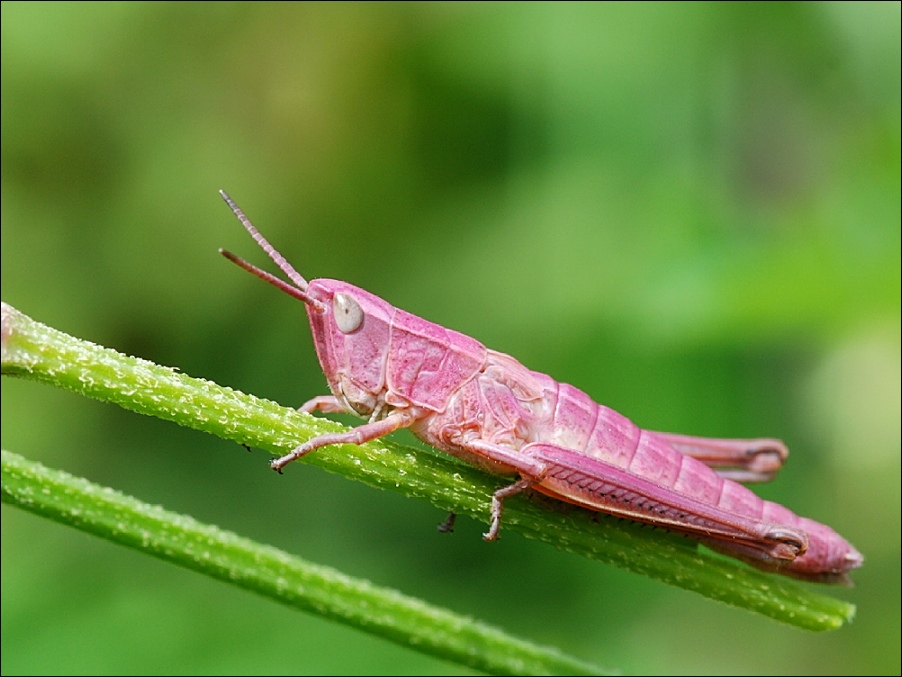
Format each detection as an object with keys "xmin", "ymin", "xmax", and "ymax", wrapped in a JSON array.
[
  {"xmin": 302, "ymin": 279, "xmax": 395, "ymax": 417},
  {"xmin": 218, "ymin": 191, "xmax": 393, "ymax": 418}
]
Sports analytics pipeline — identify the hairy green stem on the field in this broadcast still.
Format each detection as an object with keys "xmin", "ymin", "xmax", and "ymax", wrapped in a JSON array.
[
  {"xmin": 1, "ymin": 449, "xmax": 603, "ymax": 676},
  {"xmin": 1, "ymin": 302, "xmax": 856, "ymax": 635}
]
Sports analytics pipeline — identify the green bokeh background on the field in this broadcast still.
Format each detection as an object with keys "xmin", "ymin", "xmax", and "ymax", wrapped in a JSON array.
[{"xmin": 2, "ymin": 2, "xmax": 899, "ymax": 674}]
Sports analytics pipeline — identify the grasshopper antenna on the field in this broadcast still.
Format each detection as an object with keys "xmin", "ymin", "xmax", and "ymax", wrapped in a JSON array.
[{"xmin": 219, "ymin": 190, "xmax": 326, "ymax": 312}]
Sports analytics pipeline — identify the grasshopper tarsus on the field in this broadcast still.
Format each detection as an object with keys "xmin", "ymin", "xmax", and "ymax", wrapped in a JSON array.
[{"xmin": 437, "ymin": 513, "xmax": 456, "ymax": 534}]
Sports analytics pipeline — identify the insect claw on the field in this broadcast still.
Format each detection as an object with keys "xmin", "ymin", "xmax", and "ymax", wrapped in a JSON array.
[
  {"xmin": 765, "ymin": 526, "xmax": 809, "ymax": 559},
  {"xmin": 744, "ymin": 446, "xmax": 786, "ymax": 476},
  {"xmin": 437, "ymin": 512, "xmax": 457, "ymax": 533}
]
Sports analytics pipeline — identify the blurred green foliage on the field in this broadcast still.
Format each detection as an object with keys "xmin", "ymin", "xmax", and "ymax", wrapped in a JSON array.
[{"xmin": 2, "ymin": 2, "xmax": 899, "ymax": 675}]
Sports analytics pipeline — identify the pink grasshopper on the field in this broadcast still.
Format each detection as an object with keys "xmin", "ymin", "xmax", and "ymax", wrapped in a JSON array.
[{"xmin": 218, "ymin": 191, "xmax": 862, "ymax": 584}]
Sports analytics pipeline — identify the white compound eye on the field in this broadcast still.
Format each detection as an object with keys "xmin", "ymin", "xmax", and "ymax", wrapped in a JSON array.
[{"xmin": 333, "ymin": 292, "xmax": 363, "ymax": 333}]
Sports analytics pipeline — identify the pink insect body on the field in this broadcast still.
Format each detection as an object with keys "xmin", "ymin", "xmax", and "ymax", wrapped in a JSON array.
[{"xmin": 218, "ymin": 191, "xmax": 863, "ymax": 584}]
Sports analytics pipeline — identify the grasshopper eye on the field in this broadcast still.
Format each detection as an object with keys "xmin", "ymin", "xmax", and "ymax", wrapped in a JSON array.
[{"xmin": 333, "ymin": 292, "xmax": 363, "ymax": 333}]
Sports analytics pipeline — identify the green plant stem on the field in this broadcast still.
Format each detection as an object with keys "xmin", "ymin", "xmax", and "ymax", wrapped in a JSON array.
[
  {"xmin": 1, "ymin": 449, "xmax": 602, "ymax": 676},
  {"xmin": 1, "ymin": 302, "xmax": 856, "ymax": 633}
]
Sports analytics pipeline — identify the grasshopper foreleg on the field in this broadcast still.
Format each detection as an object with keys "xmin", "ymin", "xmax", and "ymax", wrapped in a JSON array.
[
  {"xmin": 272, "ymin": 409, "xmax": 418, "ymax": 472},
  {"xmin": 299, "ymin": 395, "xmax": 347, "ymax": 414}
]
